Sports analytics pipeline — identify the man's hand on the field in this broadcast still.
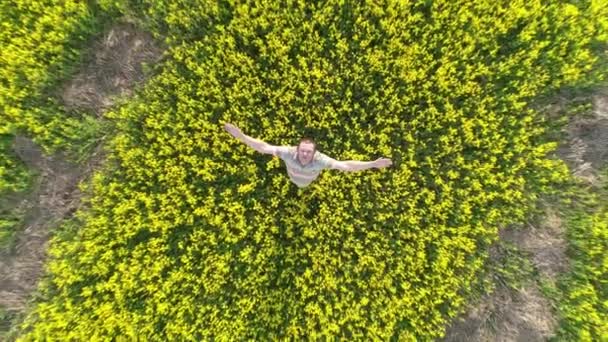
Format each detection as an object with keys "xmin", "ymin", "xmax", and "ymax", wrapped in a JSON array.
[
  {"xmin": 224, "ymin": 122, "xmax": 243, "ymax": 139},
  {"xmin": 374, "ymin": 157, "xmax": 393, "ymax": 168}
]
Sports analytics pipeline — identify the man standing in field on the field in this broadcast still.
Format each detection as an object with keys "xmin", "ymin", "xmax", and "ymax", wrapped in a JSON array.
[{"xmin": 224, "ymin": 122, "xmax": 393, "ymax": 188}]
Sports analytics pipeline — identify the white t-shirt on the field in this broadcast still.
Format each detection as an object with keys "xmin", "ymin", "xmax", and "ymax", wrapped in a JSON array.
[{"xmin": 273, "ymin": 146, "xmax": 337, "ymax": 187}]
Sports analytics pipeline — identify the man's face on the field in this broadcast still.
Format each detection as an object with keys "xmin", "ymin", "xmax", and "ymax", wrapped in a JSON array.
[{"xmin": 297, "ymin": 142, "xmax": 315, "ymax": 165}]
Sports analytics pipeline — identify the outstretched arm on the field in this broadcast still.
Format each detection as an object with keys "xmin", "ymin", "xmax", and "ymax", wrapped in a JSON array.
[
  {"xmin": 331, "ymin": 157, "xmax": 393, "ymax": 172},
  {"xmin": 223, "ymin": 122, "xmax": 276, "ymax": 154}
]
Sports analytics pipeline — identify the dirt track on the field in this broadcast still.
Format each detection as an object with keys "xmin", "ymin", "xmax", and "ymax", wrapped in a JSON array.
[
  {"xmin": 0, "ymin": 22, "xmax": 163, "ymax": 336},
  {"xmin": 443, "ymin": 88, "xmax": 608, "ymax": 341}
]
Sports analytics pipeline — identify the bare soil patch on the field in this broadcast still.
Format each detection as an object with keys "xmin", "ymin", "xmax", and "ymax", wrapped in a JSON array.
[
  {"xmin": 60, "ymin": 21, "xmax": 164, "ymax": 116},
  {"xmin": 554, "ymin": 88, "xmax": 608, "ymax": 186},
  {"xmin": 0, "ymin": 136, "xmax": 105, "ymax": 312},
  {"xmin": 443, "ymin": 285, "xmax": 557, "ymax": 342},
  {"xmin": 500, "ymin": 205, "xmax": 568, "ymax": 282}
]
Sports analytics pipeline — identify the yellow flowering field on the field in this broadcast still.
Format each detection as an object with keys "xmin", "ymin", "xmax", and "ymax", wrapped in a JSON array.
[{"xmin": 12, "ymin": 0, "xmax": 608, "ymax": 340}]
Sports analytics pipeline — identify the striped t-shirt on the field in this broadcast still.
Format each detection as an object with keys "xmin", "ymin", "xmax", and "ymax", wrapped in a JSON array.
[{"xmin": 273, "ymin": 146, "xmax": 336, "ymax": 187}]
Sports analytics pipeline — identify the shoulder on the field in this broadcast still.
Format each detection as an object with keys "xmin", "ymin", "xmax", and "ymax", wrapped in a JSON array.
[
  {"xmin": 273, "ymin": 145, "xmax": 295, "ymax": 159},
  {"xmin": 313, "ymin": 150, "xmax": 338, "ymax": 169}
]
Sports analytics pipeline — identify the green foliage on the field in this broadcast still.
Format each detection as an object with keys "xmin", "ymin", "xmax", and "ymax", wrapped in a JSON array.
[
  {"xmin": 14, "ymin": 0, "xmax": 608, "ymax": 340},
  {"xmin": 0, "ymin": 134, "xmax": 32, "ymax": 253},
  {"xmin": 0, "ymin": 134, "xmax": 31, "ymax": 196},
  {"xmin": 0, "ymin": 211, "xmax": 23, "ymax": 253},
  {"xmin": 0, "ymin": 306, "xmax": 18, "ymax": 340},
  {"xmin": 0, "ymin": 0, "xmax": 109, "ymax": 153}
]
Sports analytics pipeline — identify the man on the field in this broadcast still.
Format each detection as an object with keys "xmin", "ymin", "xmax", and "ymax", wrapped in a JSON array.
[{"xmin": 224, "ymin": 122, "xmax": 393, "ymax": 188}]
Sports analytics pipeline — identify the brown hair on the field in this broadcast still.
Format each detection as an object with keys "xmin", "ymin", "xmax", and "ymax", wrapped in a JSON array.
[{"xmin": 298, "ymin": 137, "xmax": 317, "ymax": 152}]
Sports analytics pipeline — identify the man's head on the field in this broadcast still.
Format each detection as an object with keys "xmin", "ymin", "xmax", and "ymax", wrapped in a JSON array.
[{"xmin": 297, "ymin": 137, "xmax": 316, "ymax": 165}]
